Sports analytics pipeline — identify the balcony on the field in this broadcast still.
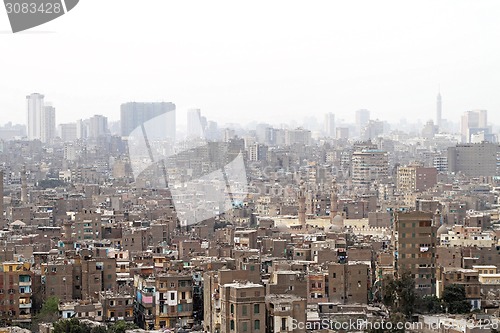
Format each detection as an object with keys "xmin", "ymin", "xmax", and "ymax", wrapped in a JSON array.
[{"xmin": 19, "ymin": 302, "xmax": 32, "ymax": 309}]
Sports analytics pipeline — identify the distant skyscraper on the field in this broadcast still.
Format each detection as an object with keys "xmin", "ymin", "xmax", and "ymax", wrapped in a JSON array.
[
  {"xmin": 355, "ymin": 109, "xmax": 370, "ymax": 136},
  {"xmin": 448, "ymin": 142, "xmax": 498, "ymax": 177},
  {"xmin": 436, "ymin": 91, "xmax": 442, "ymax": 129},
  {"xmin": 324, "ymin": 113, "xmax": 335, "ymax": 137},
  {"xmin": 88, "ymin": 115, "xmax": 108, "ymax": 138},
  {"xmin": 461, "ymin": 110, "xmax": 489, "ymax": 143},
  {"xmin": 26, "ymin": 93, "xmax": 44, "ymax": 140},
  {"xmin": 41, "ymin": 105, "xmax": 56, "ymax": 143},
  {"xmin": 187, "ymin": 109, "xmax": 204, "ymax": 138},
  {"xmin": 120, "ymin": 102, "xmax": 176, "ymax": 140}
]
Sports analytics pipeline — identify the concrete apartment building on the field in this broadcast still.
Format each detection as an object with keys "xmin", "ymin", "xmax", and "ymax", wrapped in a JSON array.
[
  {"xmin": 397, "ymin": 164, "xmax": 438, "ymax": 193},
  {"xmin": 265, "ymin": 294, "xmax": 306, "ymax": 333},
  {"xmin": 220, "ymin": 282, "xmax": 266, "ymax": 333},
  {"xmin": 437, "ymin": 268, "xmax": 481, "ymax": 310},
  {"xmin": 351, "ymin": 149, "xmax": 389, "ymax": 187},
  {"xmin": 203, "ymin": 269, "xmax": 261, "ymax": 333},
  {"xmin": 395, "ymin": 211, "xmax": 438, "ymax": 296},
  {"xmin": 155, "ymin": 273, "xmax": 194, "ymax": 329},
  {"xmin": 447, "ymin": 142, "xmax": 499, "ymax": 177},
  {"xmin": 0, "ymin": 262, "xmax": 32, "ymax": 325},
  {"xmin": 327, "ymin": 262, "xmax": 370, "ymax": 304}
]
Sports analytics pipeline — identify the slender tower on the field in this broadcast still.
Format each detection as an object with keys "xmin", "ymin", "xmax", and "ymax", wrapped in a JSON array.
[
  {"xmin": 330, "ymin": 178, "xmax": 338, "ymax": 222},
  {"xmin": 21, "ymin": 166, "xmax": 28, "ymax": 204},
  {"xmin": 0, "ymin": 170, "xmax": 3, "ymax": 221},
  {"xmin": 436, "ymin": 90, "xmax": 442, "ymax": 130},
  {"xmin": 298, "ymin": 180, "xmax": 306, "ymax": 228}
]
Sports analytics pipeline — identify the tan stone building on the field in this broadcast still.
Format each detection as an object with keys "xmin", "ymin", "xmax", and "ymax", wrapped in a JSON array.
[
  {"xmin": 220, "ymin": 282, "xmax": 265, "ymax": 333},
  {"xmin": 395, "ymin": 211, "xmax": 438, "ymax": 296}
]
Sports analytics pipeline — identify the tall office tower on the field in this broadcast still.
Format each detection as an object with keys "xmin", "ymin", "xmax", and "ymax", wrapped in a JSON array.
[
  {"xmin": 76, "ymin": 119, "xmax": 88, "ymax": 139},
  {"xmin": 461, "ymin": 110, "xmax": 489, "ymax": 143},
  {"xmin": 41, "ymin": 105, "xmax": 56, "ymax": 143},
  {"xmin": 436, "ymin": 91, "xmax": 442, "ymax": 129},
  {"xmin": 324, "ymin": 113, "xmax": 335, "ymax": 137},
  {"xmin": 26, "ymin": 93, "xmax": 44, "ymax": 140},
  {"xmin": 187, "ymin": 108, "xmax": 204, "ymax": 138},
  {"xmin": 120, "ymin": 102, "xmax": 176, "ymax": 139},
  {"xmin": 447, "ymin": 142, "xmax": 499, "ymax": 177},
  {"xmin": 355, "ymin": 109, "xmax": 370, "ymax": 136},
  {"xmin": 395, "ymin": 211, "xmax": 437, "ymax": 297},
  {"xmin": 88, "ymin": 115, "xmax": 108, "ymax": 138}
]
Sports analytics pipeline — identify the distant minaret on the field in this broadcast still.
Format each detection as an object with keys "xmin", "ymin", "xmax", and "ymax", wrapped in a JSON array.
[
  {"xmin": 0, "ymin": 170, "xmax": 3, "ymax": 221},
  {"xmin": 330, "ymin": 178, "xmax": 338, "ymax": 222},
  {"xmin": 298, "ymin": 181, "xmax": 306, "ymax": 228},
  {"xmin": 21, "ymin": 166, "xmax": 28, "ymax": 204},
  {"xmin": 436, "ymin": 90, "xmax": 442, "ymax": 130}
]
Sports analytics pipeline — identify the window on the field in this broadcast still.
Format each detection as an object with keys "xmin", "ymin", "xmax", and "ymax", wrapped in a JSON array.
[
  {"xmin": 170, "ymin": 293, "xmax": 175, "ymax": 301},
  {"xmin": 281, "ymin": 318, "xmax": 287, "ymax": 330},
  {"xmin": 254, "ymin": 304, "xmax": 260, "ymax": 314},
  {"xmin": 242, "ymin": 305, "xmax": 247, "ymax": 315},
  {"xmin": 230, "ymin": 320, "xmax": 235, "ymax": 330},
  {"xmin": 254, "ymin": 320, "xmax": 260, "ymax": 330},
  {"xmin": 230, "ymin": 304, "xmax": 234, "ymax": 314}
]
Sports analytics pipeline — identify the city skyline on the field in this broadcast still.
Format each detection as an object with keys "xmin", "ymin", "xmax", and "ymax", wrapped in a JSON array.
[{"xmin": 1, "ymin": 1, "xmax": 500, "ymax": 126}]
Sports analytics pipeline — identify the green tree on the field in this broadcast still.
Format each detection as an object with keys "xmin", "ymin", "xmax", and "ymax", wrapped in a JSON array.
[
  {"xmin": 35, "ymin": 296, "xmax": 60, "ymax": 323},
  {"xmin": 415, "ymin": 295, "xmax": 443, "ymax": 314},
  {"xmin": 381, "ymin": 272, "xmax": 416, "ymax": 319},
  {"xmin": 107, "ymin": 321, "xmax": 138, "ymax": 333},
  {"xmin": 53, "ymin": 318, "xmax": 93, "ymax": 333},
  {"xmin": 442, "ymin": 284, "xmax": 471, "ymax": 314}
]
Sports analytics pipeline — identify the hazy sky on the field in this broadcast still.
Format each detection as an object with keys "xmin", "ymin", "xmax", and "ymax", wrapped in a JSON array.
[{"xmin": 1, "ymin": 1, "xmax": 500, "ymax": 127}]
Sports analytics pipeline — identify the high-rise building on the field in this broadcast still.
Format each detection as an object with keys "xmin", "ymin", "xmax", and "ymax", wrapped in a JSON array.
[
  {"xmin": 187, "ymin": 108, "xmax": 204, "ymax": 139},
  {"xmin": 26, "ymin": 94, "xmax": 56, "ymax": 143},
  {"xmin": 436, "ymin": 91, "xmax": 442, "ymax": 129},
  {"xmin": 324, "ymin": 113, "xmax": 335, "ymax": 137},
  {"xmin": 41, "ymin": 105, "xmax": 56, "ymax": 143},
  {"xmin": 120, "ymin": 102, "xmax": 176, "ymax": 140},
  {"xmin": 461, "ymin": 110, "xmax": 489, "ymax": 143},
  {"xmin": 355, "ymin": 109, "xmax": 370, "ymax": 136},
  {"xmin": 26, "ymin": 93, "xmax": 44, "ymax": 140},
  {"xmin": 88, "ymin": 115, "xmax": 108, "ymax": 138},
  {"xmin": 447, "ymin": 142, "xmax": 499, "ymax": 177},
  {"xmin": 395, "ymin": 211, "xmax": 438, "ymax": 296},
  {"xmin": 351, "ymin": 149, "xmax": 389, "ymax": 187}
]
